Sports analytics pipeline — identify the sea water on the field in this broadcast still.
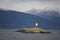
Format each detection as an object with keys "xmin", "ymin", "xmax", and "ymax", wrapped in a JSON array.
[{"xmin": 0, "ymin": 29, "xmax": 60, "ymax": 40}]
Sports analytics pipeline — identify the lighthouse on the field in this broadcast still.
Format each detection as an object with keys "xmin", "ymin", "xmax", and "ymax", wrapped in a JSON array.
[
  {"xmin": 16, "ymin": 16, "xmax": 50, "ymax": 33},
  {"xmin": 35, "ymin": 21, "xmax": 39, "ymax": 27}
]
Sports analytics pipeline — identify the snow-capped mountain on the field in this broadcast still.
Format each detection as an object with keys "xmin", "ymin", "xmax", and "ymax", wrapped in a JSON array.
[
  {"xmin": 26, "ymin": 9, "xmax": 60, "ymax": 30},
  {"xmin": 26, "ymin": 8, "xmax": 60, "ymax": 17}
]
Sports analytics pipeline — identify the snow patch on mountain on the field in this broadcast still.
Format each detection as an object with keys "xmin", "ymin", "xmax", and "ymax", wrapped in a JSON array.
[{"xmin": 25, "ymin": 8, "xmax": 60, "ymax": 17}]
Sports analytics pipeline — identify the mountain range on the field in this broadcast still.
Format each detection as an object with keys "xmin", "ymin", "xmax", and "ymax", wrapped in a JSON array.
[
  {"xmin": 0, "ymin": 8, "xmax": 60, "ymax": 29},
  {"xmin": 26, "ymin": 9, "xmax": 60, "ymax": 29},
  {"xmin": 26, "ymin": 8, "xmax": 60, "ymax": 17},
  {"xmin": 0, "ymin": 9, "xmax": 44, "ymax": 29}
]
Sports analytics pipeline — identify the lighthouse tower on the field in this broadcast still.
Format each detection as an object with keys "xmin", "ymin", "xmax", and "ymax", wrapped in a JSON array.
[{"xmin": 35, "ymin": 21, "xmax": 39, "ymax": 27}]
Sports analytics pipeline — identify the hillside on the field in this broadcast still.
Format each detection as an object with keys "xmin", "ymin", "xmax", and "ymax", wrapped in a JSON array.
[
  {"xmin": 0, "ymin": 9, "xmax": 60, "ymax": 29},
  {"xmin": 0, "ymin": 9, "xmax": 45, "ymax": 29}
]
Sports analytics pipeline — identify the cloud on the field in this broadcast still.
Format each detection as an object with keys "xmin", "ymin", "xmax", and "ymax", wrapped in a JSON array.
[
  {"xmin": 0, "ymin": 0, "xmax": 60, "ymax": 12},
  {"xmin": 11, "ymin": 0, "xmax": 60, "ymax": 2}
]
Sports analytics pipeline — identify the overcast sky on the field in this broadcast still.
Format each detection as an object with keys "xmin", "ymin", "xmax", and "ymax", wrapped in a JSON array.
[{"xmin": 0, "ymin": 0, "xmax": 60, "ymax": 12}]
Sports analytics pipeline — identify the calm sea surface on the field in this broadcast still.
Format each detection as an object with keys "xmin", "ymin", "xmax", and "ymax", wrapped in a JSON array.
[{"xmin": 0, "ymin": 29, "xmax": 60, "ymax": 40}]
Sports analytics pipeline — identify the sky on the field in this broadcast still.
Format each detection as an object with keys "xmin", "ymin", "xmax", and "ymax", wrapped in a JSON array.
[{"xmin": 0, "ymin": 0, "xmax": 60, "ymax": 12}]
